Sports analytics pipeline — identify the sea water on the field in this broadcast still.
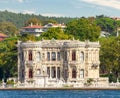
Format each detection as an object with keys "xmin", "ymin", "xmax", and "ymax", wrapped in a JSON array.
[{"xmin": 0, "ymin": 90, "xmax": 120, "ymax": 98}]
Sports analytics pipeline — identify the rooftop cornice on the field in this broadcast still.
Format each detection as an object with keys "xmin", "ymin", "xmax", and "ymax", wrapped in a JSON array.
[{"xmin": 18, "ymin": 39, "xmax": 100, "ymax": 48}]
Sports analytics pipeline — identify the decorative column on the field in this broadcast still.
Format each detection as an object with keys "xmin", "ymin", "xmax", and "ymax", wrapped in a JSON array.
[
  {"xmin": 60, "ymin": 66, "xmax": 62, "ymax": 79},
  {"xmin": 50, "ymin": 51, "xmax": 51, "ymax": 61},
  {"xmin": 50, "ymin": 67, "xmax": 51, "ymax": 79},
  {"xmin": 76, "ymin": 67, "xmax": 79, "ymax": 80},
  {"xmin": 56, "ymin": 67, "xmax": 57, "ymax": 79}
]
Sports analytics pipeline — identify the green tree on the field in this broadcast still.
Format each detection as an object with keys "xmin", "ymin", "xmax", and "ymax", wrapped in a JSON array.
[
  {"xmin": 0, "ymin": 37, "xmax": 18, "ymax": 80},
  {"xmin": 42, "ymin": 20, "xmax": 57, "ymax": 25},
  {"xmin": 99, "ymin": 36, "xmax": 120, "ymax": 82},
  {"xmin": 39, "ymin": 27, "xmax": 73, "ymax": 40},
  {"xmin": 19, "ymin": 34, "xmax": 36, "ymax": 42},
  {"xmin": 25, "ymin": 17, "xmax": 41, "ymax": 26},
  {"xmin": 65, "ymin": 18, "xmax": 101, "ymax": 41},
  {"xmin": 0, "ymin": 10, "xmax": 73, "ymax": 28},
  {"xmin": 96, "ymin": 16, "xmax": 116, "ymax": 36},
  {"xmin": 0, "ymin": 22, "xmax": 18, "ymax": 36}
]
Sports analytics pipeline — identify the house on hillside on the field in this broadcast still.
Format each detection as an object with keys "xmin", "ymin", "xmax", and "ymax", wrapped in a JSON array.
[
  {"xmin": 20, "ymin": 23, "xmax": 66, "ymax": 37},
  {"xmin": 100, "ymin": 31, "xmax": 111, "ymax": 37},
  {"xmin": 20, "ymin": 23, "xmax": 44, "ymax": 37},
  {"xmin": 43, "ymin": 23, "xmax": 66, "ymax": 31},
  {"xmin": 111, "ymin": 17, "xmax": 120, "ymax": 21}
]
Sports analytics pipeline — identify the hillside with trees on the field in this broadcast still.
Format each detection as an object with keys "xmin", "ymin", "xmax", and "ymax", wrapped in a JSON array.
[
  {"xmin": 0, "ymin": 10, "xmax": 120, "ymax": 36},
  {"xmin": 0, "ymin": 10, "xmax": 74, "ymax": 28}
]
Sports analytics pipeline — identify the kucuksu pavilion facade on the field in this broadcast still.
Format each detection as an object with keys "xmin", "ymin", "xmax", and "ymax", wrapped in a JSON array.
[{"xmin": 18, "ymin": 39, "xmax": 108, "ymax": 87}]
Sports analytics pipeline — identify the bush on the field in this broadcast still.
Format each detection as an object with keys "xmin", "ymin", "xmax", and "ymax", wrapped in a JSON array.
[{"xmin": 6, "ymin": 79, "xmax": 14, "ymax": 85}]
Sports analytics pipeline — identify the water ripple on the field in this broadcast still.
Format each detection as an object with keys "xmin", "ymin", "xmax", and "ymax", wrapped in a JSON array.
[{"xmin": 0, "ymin": 90, "xmax": 120, "ymax": 98}]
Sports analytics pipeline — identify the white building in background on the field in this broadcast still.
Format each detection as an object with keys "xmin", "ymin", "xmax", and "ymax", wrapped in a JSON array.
[
  {"xmin": 20, "ymin": 23, "xmax": 66, "ymax": 37},
  {"xmin": 17, "ymin": 39, "xmax": 108, "ymax": 87},
  {"xmin": 43, "ymin": 23, "xmax": 66, "ymax": 31},
  {"xmin": 20, "ymin": 23, "xmax": 44, "ymax": 37},
  {"xmin": 100, "ymin": 31, "xmax": 111, "ymax": 37}
]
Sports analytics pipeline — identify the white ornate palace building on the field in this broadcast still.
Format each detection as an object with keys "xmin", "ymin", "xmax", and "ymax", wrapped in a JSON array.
[{"xmin": 18, "ymin": 39, "xmax": 108, "ymax": 87}]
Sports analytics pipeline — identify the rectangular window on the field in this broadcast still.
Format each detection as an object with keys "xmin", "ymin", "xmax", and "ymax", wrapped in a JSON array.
[
  {"xmin": 29, "ymin": 69, "xmax": 33, "ymax": 78},
  {"xmin": 80, "ymin": 69, "xmax": 84, "ymax": 78},
  {"xmin": 57, "ymin": 67, "xmax": 60, "ymax": 79},
  {"xmin": 52, "ymin": 52, "xmax": 56, "ymax": 61},
  {"xmin": 47, "ymin": 67, "xmax": 50, "ymax": 77},
  {"xmin": 72, "ymin": 50, "xmax": 76, "ymax": 61},
  {"xmin": 52, "ymin": 67, "xmax": 56, "ymax": 78},
  {"xmin": 57, "ymin": 52, "xmax": 60, "ymax": 61},
  {"xmin": 80, "ymin": 52, "xmax": 84, "ymax": 63},
  {"xmin": 47, "ymin": 52, "xmax": 50, "ymax": 61},
  {"xmin": 28, "ymin": 50, "xmax": 32, "ymax": 61},
  {"xmin": 36, "ymin": 52, "xmax": 41, "ymax": 62}
]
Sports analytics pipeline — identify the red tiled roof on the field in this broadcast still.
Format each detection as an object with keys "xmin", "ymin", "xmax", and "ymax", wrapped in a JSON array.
[
  {"xmin": 0, "ymin": 33, "xmax": 8, "ymax": 41},
  {"xmin": 0, "ymin": 33, "xmax": 7, "ymax": 37},
  {"xmin": 23, "ymin": 25, "xmax": 43, "ymax": 29}
]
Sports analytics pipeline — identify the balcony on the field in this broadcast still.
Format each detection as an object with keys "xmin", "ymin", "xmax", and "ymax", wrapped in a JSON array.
[{"xmin": 25, "ymin": 61, "xmax": 36, "ymax": 67}]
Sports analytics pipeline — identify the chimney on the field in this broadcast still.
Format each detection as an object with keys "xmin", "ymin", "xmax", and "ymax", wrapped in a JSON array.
[{"xmin": 30, "ymin": 23, "xmax": 33, "ymax": 27}]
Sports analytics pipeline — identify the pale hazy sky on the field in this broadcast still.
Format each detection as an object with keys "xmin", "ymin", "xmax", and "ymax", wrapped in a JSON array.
[{"xmin": 0, "ymin": 0, "xmax": 120, "ymax": 17}]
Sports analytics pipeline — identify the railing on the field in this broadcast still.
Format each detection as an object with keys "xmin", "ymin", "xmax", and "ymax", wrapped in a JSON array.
[{"xmin": 1, "ymin": 82, "xmax": 120, "ymax": 88}]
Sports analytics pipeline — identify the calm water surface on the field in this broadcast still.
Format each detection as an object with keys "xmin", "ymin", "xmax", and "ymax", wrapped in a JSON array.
[{"xmin": 0, "ymin": 90, "xmax": 120, "ymax": 98}]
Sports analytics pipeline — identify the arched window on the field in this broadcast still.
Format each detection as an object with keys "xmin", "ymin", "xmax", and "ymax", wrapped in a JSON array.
[
  {"xmin": 72, "ymin": 50, "xmax": 76, "ymax": 61},
  {"xmin": 37, "ymin": 69, "xmax": 41, "ymax": 75},
  {"xmin": 36, "ymin": 52, "xmax": 41, "ymax": 62},
  {"xmin": 28, "ymin": 50, "xmax": 32, "ymax": 61},
  {"xmin": 52, "ymin": 52, "xmax": 56, "ymax": 61},
  {"xmin": 29, "ymin": 69, "xmax": 33, "ymax": 78},
  {"xmin": 72, "ymin": 68, "xmax": 76, "ymax": 78},
  {"xmin": 80, "ymin": 52, "xmax": 84, "ymax": 63},
  {"xmin": 80, "ymin": 69, "xmax": 84, "ymax": 78}
]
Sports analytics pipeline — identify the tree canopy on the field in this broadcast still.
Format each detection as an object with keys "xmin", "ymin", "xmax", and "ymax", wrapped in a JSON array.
[
  {"xmin": 0, "ymin": 37, "xmax": 18, "ymax": 80},
  {"xmin": 96, "ymin": 16, "xmax": 115, "ymax": 35},
  {"xmin": 65, "ymin": 18, "xmax": 101, "ymax": 41},
  {"xmin": 0, "ymin": 22, "xmax": 18, "ymax": 36},
  {"xmin": 0, "ymin": 10, "xmax": 73, "ymax": 28},
  {"xmin": 25, "ymin": 17, "xmax": 41, "ymax": 26},
  {"xmin": 100, "ymin": 36, "xmax": 120, "ymax": 82},
  {"xmin": 39, "ymin": 27, "xmax": 73, "ymax": 40}
]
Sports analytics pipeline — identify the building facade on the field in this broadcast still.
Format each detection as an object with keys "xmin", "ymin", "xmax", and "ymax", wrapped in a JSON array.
[{"xmin": 18, "ymin": 39, "xmax": 108, "ymax": 87}]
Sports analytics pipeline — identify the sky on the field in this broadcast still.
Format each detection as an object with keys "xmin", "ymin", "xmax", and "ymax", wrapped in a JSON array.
[{"xmin": 0, "ymin": 0, "xmax": 120, "ymax": 17}]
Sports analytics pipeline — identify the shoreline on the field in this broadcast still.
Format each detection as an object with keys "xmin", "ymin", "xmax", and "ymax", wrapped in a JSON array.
[{"xmin": 0, "ymin": 87, "xmax": 120, "ymax": 90}]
